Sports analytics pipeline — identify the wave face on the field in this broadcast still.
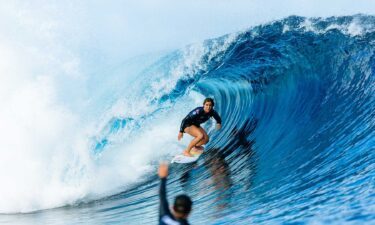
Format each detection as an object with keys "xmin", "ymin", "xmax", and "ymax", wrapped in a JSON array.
[{"xmin": 1, "ymin": 15, "xmax": 375, "ymax": 224}]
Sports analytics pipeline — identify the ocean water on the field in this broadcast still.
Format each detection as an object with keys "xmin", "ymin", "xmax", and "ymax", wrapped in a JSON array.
[{"xmin": 0, "ymin": 15, "xmax": 374, "ymax": 224}]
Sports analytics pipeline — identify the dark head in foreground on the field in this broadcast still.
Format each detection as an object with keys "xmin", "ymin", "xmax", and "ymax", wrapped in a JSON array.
[
  {"xmin": 158, "ymin": 163, "xmax": 192, "ymax": 225},
  {"xmin": 173, "ymin": 194, "xmax": 192, "ymax": 218}
]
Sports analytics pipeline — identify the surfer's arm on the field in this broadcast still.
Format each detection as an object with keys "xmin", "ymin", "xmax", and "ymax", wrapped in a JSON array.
[
  {"xmin": 179, "ymin": 116, "xmax": 189, "ymax": 133},
  {"xmin": 159, "ymin": 163, "xmax": 172, "ymax": 217},
  {"xmin": 212, "ymin": 110, "xmax": 222, "ymax": 125}
]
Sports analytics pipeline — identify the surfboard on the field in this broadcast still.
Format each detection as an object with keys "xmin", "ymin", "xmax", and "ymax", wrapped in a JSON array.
[{"xmin": 171, "ymin": 147, "xmax": 204, "ymax": 164}]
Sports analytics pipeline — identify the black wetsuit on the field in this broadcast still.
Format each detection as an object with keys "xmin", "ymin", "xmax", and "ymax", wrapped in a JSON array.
[
  {"xmin": 159, "ymin": 178, "xmax": 190, "ymax": 225},
  {"xmin": 179, "ymin": 107, "xmax": 222, "ymax": 133}
]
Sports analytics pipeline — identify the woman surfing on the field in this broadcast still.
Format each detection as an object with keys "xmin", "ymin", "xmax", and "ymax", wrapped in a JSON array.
[{"xmin": 178, "ymin": 98, "xmax": 222, "ymax": 157}]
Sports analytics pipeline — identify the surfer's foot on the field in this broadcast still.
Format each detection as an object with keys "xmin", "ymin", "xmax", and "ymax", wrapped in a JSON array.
[
  {"xmin": 191, "ymin": 147, "xmax": 203, "ymax": 155},
  {"xmin": 190, "ymin": 151, "xmax": 202, "ymax": 156},
  {"xmin": 183, "ymin": 150, "xmax": 193, "ymax": 157}
]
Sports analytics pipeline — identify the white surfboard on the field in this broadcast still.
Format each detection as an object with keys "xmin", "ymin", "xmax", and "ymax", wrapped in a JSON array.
[{"xmin": 171, "ymin": 147, "xmax": 204, "ymax": 164}]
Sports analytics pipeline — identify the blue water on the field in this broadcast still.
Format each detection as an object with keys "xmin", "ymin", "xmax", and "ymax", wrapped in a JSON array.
[{"xmin": 1, "ymin": 15, "xmax": 375, "ymax": 224}]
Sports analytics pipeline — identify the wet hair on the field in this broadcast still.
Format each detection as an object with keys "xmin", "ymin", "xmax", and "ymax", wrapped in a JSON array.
[
  {"xmin": 173, "ymin": 194, "xmax": 192, "ymax": 215},
  {"xmin": 203, "ymin": 97, "xmax": 215, "ymax": 107}
]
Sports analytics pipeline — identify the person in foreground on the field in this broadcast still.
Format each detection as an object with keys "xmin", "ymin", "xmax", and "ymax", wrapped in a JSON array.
[
  {"xmin": 178, "ymin": 98, "xmax": 222, "ymax": 157},
  {"xmin": 159, "ymin": 162, "xmax": 192, "ymax": 225}
]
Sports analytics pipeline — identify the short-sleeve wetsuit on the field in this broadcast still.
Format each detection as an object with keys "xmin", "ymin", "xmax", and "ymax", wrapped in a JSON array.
[
  {"xmin": 159, "ymin": 178, "xmax": 190, "ymax": 225},
  {"xmin": 179, "ymin": 107, "xmax": 222, "ymax": 133}
]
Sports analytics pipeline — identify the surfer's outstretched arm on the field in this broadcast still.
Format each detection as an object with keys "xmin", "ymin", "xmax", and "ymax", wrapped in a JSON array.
[{"xmin": 212, "ymin": 110, "xmax": 222, "ymax": 129}]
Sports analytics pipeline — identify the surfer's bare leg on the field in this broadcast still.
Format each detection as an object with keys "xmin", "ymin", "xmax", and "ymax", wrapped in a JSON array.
[
  {"xmin": 183, "ymin": 125, "xmax": 204, "ymax": 156},
  {"xmin": 195, "ymin": 127, "xmax": 209, "ymax": 147},
  {"xmin": 191, "ymin": 128, "xmax": 208, "ymax": 154}
]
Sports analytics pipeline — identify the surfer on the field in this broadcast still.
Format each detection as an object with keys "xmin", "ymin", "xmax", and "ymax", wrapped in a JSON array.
[
  {"xmin": 159, "ymin": 162, "xmax": 192, "ymax": 225},
  {"xmin": 178, "ymin": 98, "xmax": 222, "ymax": 157}
]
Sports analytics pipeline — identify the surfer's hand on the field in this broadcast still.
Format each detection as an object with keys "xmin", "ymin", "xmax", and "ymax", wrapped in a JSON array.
[
  {"xmin": 178, "ymin": 132, "xmax": 183, "ymax": 140},
  {"xmin": 216, "ymin": 124, "xmax": 222, "ymax": 130},
  {"xmin": 158, "ymin": 162, "xmax": 169, "ymax": 178}
]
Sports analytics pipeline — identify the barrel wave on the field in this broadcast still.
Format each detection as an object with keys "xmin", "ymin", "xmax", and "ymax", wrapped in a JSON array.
[{"xmin": 2, "ymin": 15, "xmax": 375, "ymax": 224}]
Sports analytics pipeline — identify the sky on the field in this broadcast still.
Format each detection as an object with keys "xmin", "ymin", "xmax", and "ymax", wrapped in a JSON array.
[
  {"xmin": 82, "ymin": 0, "xmax": 375, "ymax": 62},
  {"xmin": 1, "ymin": 0, "xmax": 375, "ymax": 68}
]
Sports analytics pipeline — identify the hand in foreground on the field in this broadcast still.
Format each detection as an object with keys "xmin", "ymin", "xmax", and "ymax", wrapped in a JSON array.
[
  {"xmin": 158, "ymin": 162, "xmax": 169, "ymax": 178},
  {"xmin": 178, "ymin": 132, "xmax": 183, "ymax": 141},
  {"xmin": 216, "ymin": 123, "xmax": 222, "ymax": 130}
]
